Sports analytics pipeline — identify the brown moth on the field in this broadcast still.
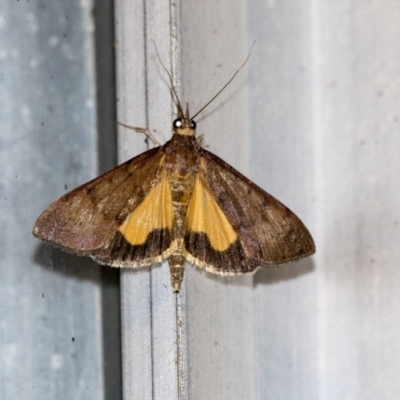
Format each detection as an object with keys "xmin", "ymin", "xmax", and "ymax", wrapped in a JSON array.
[{"xmin": 32, "ymin": 56, "xmax": 315, "ymax": 292}]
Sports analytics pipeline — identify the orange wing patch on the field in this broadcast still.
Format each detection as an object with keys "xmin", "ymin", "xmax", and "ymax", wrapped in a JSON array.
[
  {"xmin": 186, "ymin": 176, "xmax": 237, "ymax": 251},
  {"xmin": 119, "ymin": 174, "xmax": 173, "ymax": 245}
]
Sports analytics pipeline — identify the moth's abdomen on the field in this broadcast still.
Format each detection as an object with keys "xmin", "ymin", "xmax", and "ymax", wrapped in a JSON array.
[{"xmin": 170, "ymin": 177, "xmax": 194, "ymax": 235}]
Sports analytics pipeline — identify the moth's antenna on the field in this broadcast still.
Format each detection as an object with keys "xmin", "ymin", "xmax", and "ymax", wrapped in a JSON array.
[
  {"xmin": 190, "ymin": 40, "xmax": 256, "ymax": 121},
  {"xmin": 153, "ymin": 43, "xmax": 185, "ymax": 118}
]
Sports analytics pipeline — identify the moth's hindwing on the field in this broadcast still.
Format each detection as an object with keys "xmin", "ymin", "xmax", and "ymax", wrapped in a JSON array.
[
  {"xmin": 184, "ymin": 149, "xmax": 315, "ymax": 275},
  {"xmin": 33, "ymin": 147, "xmax": 173, "ymax": 266}
]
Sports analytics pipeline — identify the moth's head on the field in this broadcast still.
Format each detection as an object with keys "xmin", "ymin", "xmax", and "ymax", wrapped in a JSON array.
[{"xmin": 173, "ymin": 103, "xmax": 196, "ymax": 136}]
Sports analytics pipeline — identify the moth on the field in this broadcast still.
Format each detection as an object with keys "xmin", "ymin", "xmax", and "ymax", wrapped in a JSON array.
[{"xmin": 33, "ymin": 54, "xmax": 315, "ymax": 292}]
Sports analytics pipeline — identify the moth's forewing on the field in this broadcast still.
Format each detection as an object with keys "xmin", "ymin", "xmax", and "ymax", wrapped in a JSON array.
[
  {"xmin": 92, "ymin": 172, "xmax": 174, "ymax": 267},
  {"xmin": 184, "ymin": 148, "xmax": 315, "ymax": 274},
  {"xmin": 32, "ymin": 147, "xmax": 170, "ymax": 264},
  {"xmin": 184, "ymin": 173, "xmax": 250, "ymax": 274}
]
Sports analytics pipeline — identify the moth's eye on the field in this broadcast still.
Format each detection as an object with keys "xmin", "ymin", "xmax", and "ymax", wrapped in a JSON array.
[
  {"xmin": 190, "ymin": 120, "xmax": 196, "ymax": 130},
  {"xmin": 173, "ymin": 118, "xmax": 182, "ymax": 128}
]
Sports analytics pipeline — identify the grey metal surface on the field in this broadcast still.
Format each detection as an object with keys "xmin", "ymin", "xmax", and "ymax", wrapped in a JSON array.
[
  {"xmin": 0, "ymin": 1, "xmax": 120, "ymax": 399},
  {"xmin": 310, "ymin": 2, "xmax": 400, "ymax": 399},
  {"xmin": 248, "ymin": 1, "xmax": 318, "ymax": 398},
  {"xmin": 116, "ymin": 0, "xmax": 400, "ymax": 398},
  {"xmin": 3, "ymin": 0, "xmax": 399, "ymax": 399},
  {"xmin": 247, "ymin": 0, "xmax": 400, "ymax": 399}
]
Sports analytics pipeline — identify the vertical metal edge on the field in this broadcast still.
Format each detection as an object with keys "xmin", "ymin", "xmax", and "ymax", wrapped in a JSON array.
[
  {"xmin": 175, "ymin": 291, "xmax": 188, "ymax": 400},
  {"xmin": 116, "ymin": 0, "xmax": 183, "ymax": 398},
  {"xmin": 145, "ymin": 0, "xmax": 180, "ymax": 397},
  {"xmin": 170, "ymin": 1, "xmax": 189, "ymax": 399},
  {"xmin": 92, "ymin": 0, "xmax": 122, "ymax": 398},
  {"xmin": 114, "ymin": 0, "xmax": 153, "ymax": 399}
]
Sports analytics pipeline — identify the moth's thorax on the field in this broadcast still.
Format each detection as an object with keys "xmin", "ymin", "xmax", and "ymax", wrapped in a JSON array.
[
  {"xmin": 164, "ymin": 134, "xmax": 200, "ymax": 177},
  {"xmin": 163, "ymin": 134, "xmax": 198, "ymax": 238}
]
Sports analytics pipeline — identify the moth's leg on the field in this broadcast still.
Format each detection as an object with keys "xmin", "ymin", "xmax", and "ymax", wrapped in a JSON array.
[
  {"xmin": 118, "ymin": 122, "xmax": 161, "ymax": 147},
  {"xmin": 196, "ymin": 133, "xmax": 208, "ymax": 148}
]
